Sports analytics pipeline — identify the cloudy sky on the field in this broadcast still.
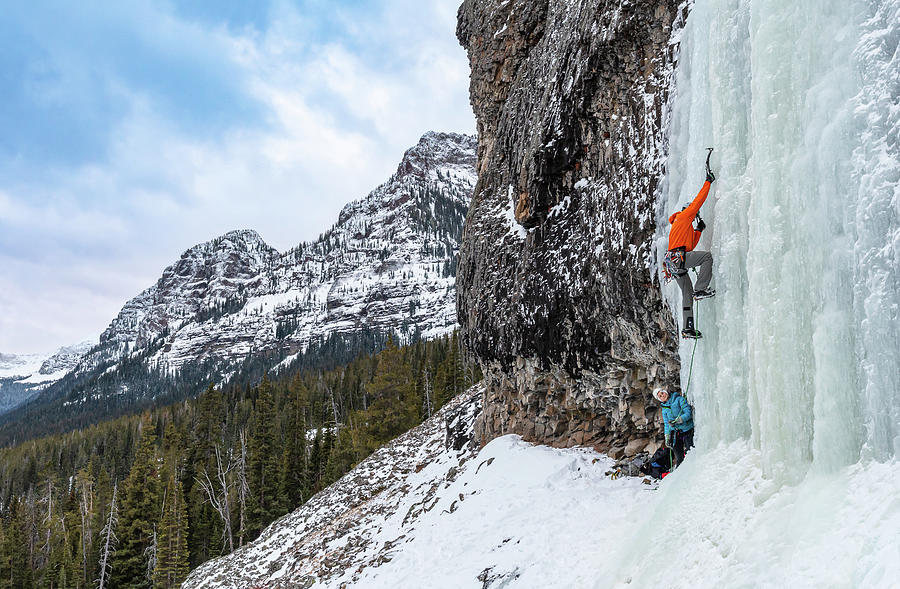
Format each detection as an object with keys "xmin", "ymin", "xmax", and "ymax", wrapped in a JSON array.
[{"xmin": 0, "ymin": 0, "xmax": 475, "ymax": 355}]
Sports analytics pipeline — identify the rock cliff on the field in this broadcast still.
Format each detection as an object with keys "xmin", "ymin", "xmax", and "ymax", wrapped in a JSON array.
[{"xmin": 456, "ymin": 0, "xmax": 687, "ymax": 455}]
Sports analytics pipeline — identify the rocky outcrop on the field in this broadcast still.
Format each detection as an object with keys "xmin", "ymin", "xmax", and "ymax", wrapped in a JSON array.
[{"xmin": 456, "ymin": 0, "xmax": 687, "ymax": 451}]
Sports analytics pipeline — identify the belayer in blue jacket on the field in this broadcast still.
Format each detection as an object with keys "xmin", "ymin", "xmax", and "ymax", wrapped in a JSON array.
[{"xmin": 654, "ymin": 388, "xmax": 694, "ymax": 466}]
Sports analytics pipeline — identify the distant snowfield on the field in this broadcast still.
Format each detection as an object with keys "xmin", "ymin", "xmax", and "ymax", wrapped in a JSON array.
[{"xmin": 0, "ymin": 353, "xmax": 46, "ymax": 379}]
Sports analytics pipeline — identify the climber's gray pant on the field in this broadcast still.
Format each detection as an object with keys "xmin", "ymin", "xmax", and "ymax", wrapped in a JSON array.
[{"xmin": 674, "ymin": 250, "xmax": 713, "ymax": 329}]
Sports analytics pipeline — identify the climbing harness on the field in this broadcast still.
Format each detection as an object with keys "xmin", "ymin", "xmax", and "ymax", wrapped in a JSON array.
[{"xmin": 662, "ymin": 247, "xmax": 686, "ymax": 284}]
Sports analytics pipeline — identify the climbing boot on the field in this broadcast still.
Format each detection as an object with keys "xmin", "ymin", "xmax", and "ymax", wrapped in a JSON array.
[
  {"xmin": 681, "ymin": 318, "xmax": 702, "ymax": 339},
  {"xmin": 693, "ymin": 289, "xmax": 716, "ymax": 301}
]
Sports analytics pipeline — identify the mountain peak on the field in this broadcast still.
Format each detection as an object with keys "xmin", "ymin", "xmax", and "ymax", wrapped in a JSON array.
[
  {"xmin": 189, "ymin": 229, "xmax": 275, "ymax": 257},
  {"xmin": 396, "ymin": 131, "xmax": 477, "ymax": 180},
  {"xmin": 39, "ymin": 341, "xmax": 94, "ymax": 375},
  {"xmin": 79, "ymin": 131, "xmax": 475, "ymax": 384}
]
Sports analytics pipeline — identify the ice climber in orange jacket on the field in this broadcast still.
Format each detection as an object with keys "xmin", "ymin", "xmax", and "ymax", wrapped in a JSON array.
[{"xmin": 666, "ymin": 166, "xmax": 716, "ymax": 339}]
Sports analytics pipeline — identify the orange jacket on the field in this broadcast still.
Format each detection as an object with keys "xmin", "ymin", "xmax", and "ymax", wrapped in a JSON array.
[{"xmin": 667, "ymin": 181, "xmax": 711, "ymax": 251}]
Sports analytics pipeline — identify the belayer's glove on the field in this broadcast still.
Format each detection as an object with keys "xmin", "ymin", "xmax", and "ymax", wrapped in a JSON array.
[
  {"xmin": 670, "ymin": 416, "xmax": 684, "ymax": 426},
  {"xmin": 706, "ymin": 168, "xmax": 716, "ymax": 183},
  {"xmin": 665, "ymin": 433, "xmax": 674, "ymax": 448},
  {"xmin": 696, "ymin": 217, "xmax": 706, "ymax": 232}
]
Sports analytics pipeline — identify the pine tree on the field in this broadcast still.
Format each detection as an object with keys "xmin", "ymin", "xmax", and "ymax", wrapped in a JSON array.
[
  {"xmin": 4, "ymin": 497, "xmax": 33, "ymax": 589},
  {"xmin": 152, "ymin": 476, "xmax": 189, "ymax": 589},
  {"xmin": 110, "ymin": 418, "xmax": 161, "ymax": 589},
  {"xmin": 276, "ymin": 376, "xmax": 308, "ymax": 513},
  {"xmin": 364, "ymin": 337, "xmax": 417, "ymax": 446},
  {"xmin": 324, "ymin": 422, "xmax": 366, "ymax": 483},
  {"xmin": 246, "ymin": 376, "xmax": 279, "ymax": 539},
  {"xmin": 186, "ymin": 384, "xmax": 222, "ymax": 565}
]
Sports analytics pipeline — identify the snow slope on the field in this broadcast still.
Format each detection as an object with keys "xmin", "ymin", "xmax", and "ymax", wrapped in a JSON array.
[
  {"xmin": 184, "ymin": 387, "xmax": 660, "ymax": 589},
  {"xmin": 186, "ymin": 394, "xmax": 898, "ymax": 588}
]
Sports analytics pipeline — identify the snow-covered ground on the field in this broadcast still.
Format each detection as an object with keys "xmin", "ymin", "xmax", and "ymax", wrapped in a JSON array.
[
  {"xmin": 614, "ymin": 444, "xmax": 899, "ymax": 588},
  {"xmin": 339, "ymin": 436, "xmax": 654, "ymax": 589},
  {"xmin": 186, "ymin": 385, "xmax": 899, "ymax": 588},
  {"xmin": 184, "ymin": 387, "xmax": 660, "ymax": 588},
  {"xmin": 354, "ymin": 443, "xmax": 899, "ymax": 589}
]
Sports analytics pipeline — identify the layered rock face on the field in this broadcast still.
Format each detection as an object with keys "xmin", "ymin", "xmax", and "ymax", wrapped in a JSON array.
[{"xmin": 457, "ymin": 0, "xmax": 686, "ymax": 454}]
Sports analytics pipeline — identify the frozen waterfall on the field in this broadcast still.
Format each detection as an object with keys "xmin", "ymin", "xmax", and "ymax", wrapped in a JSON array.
[
  {"xmin": 630, "ymin": 0, "xmax": 899, "ymax": 585},
  {"xmin": 660, "ymin": 0, "xmax": 899, "ymax": 481}
]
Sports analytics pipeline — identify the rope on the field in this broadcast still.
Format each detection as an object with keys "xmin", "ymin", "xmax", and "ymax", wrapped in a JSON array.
[
  {"xmin": 684, "ymin": 274, "xmax": 700, "ymax": 396},
  {"xmin": 671, "ymin": 268, "xmax": 701, "ymax": 471}
]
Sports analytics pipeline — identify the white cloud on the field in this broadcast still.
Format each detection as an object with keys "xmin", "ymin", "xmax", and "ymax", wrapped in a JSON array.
[{"xmin": 0, "ymin": 0, "xmax": 475, "ymax": 354}]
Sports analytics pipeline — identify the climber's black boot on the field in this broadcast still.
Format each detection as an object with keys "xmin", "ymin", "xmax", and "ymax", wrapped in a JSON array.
[
  {"xmin": 693, "ymin": 288, "xmax": 716, "ymax": 300},
  {"xmin": 681, "ymin": 317, "xmax": 702, "ymax": 339}
]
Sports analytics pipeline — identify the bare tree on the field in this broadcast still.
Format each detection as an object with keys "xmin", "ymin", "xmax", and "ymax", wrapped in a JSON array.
[
  {"xmin": 196, "ymin": 444, "xmax": 235, "ymax": 553},
  {"xmin": 422, "ymin": 368, "xmax": 434, "ymax": 419},
  {"xmin": 237, "ymin": 430, "xmax": 250, "ymax": 548},
  {"xmin": 79, "ymin": 473, "xmax": 94, "ymax": 581},
  {"xmin": 42, "ymin": 479, "xmax": 54, "ymax": 567},
  {"xmin": 329, "ymin": 384, "xmax": 340, "ymax": 427},
  {"xmin": 144, "ymin": 526, "xmax": 157, "ymax": 584},
  {"xmin": 97, "ymin": 482, "xmax": 118, "ymax": 589}
]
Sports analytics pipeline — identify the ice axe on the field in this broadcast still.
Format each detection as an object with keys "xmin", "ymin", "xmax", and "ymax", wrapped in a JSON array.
[{"xmin": 705, "ymin": 147, "xmax": 715, "ymax": 182}]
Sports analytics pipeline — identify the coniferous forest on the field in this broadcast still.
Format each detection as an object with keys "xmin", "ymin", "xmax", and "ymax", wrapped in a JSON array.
[{"xmin": 0, "ymin": 332, "xmax": 479, "ymax": 588}]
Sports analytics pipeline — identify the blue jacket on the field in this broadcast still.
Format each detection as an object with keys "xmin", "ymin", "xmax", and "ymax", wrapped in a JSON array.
[{"xmin": 661, "ymin": 392, "xmax": 694, "ymax": 437}]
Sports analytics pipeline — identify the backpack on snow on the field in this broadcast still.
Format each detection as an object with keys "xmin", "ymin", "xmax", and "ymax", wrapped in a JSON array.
[{"xmin": 640, "ymin": 446, "xmax": 674, "ymax": 479}]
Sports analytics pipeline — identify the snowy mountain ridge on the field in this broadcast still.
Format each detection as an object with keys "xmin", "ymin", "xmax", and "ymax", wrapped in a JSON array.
[
  {"xmin": 0, "ymin": 132, "xmax": 476, "ymax": 432},
  {"xmin": 92, "ymin": 131, "xmax": 476, "ymax": 375},
  {"xmin": 0, "ymin": 341, "xmax": 93, "ymax": 414},
  {"xmin": 0, "ymin": 342, "xmax": 93, "ymax": 382}
]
